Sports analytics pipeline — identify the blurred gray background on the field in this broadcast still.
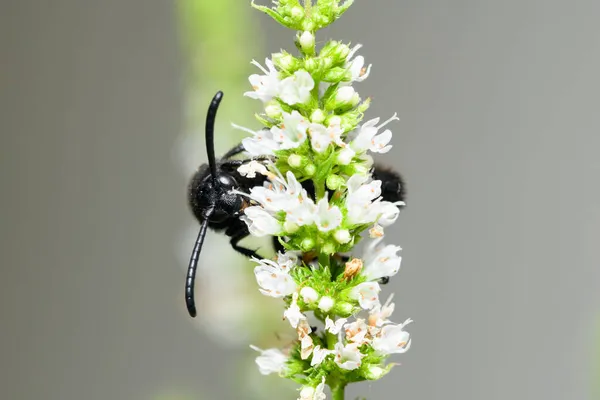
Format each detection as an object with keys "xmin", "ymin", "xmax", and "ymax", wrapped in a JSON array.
[{"xmin": 2, "ymin": 1, "xmax": 599, "ymax": 399}]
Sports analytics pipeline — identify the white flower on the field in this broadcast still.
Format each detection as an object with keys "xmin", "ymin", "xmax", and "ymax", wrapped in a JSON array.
[
  {"xmin": 271, "ymin": 111, "xmax": 309, "ymax": 149},
  {"xmin": 308, "ymin": 121, "xmax": 345, "ymax": 153},
  {"xmin": 300, "ymin": 286, "xmax": 319, "ymax": 303},
  {"xmin": 315, "ymin": 197, "xmax": 343, "ymax": 232},
  {"xmin": 253, "ymin": 258, "xmax": 297, "ymax": 298},
  {"xmin": 250, "ymin": 345, "xmax": 288, "ymax": 375},
  {"xmin": 234, "ymin": 123, "xmax": 280, "ymax": 156},
  {"xmin": 283, "ymin": 292, "xmax": 306, "ymax": 328},
  {"xmin": 376, "ymin": 200, "xmax": 402, "ymax": 227},
  {"xmin": 334, "ymin": 342, "xmax": 364, "ymax": 370},
  {"xmin": 362, "ymin": 238, "xmax": 402, "ymax": 281},
  {"xmin": 368, "ymin": 293, "xmax": 396, "ymax": 328},
  {"xmin": 325, "ymin": 316, "xmax": 347, "ymax": 335},
  {"xmin": 310, "ymin": 345, "xmax": 334, "ymax": 366},
  {"xmin": 318, "ymin": 296, "xmax": 335, "ymax": 312},
  {"xmin": 237, "ymin": 160, "xmax": 268, "ymax": 178},
  {"xmin": 244, "ymin": 58, "xmax": 280, "ymax": 103},
  {"xmin": 241, "ymin": 206, "xmax": 282, "ymax": 237},
  {"xmin": 347, "ymin": 55, "xmax": 372, "ymax": 82},
  {"xmin": 298, "ymin": 377, "xmax": 326, "ymax": 400},
  {"xmin": 344, "ymin": 319, "xmax": 369, "ymax": 345},
  {"xmin": 276, "ymin": 251, "xmax": 299, "ymax": 272},
  {"xmin": 335, "ymin": 86, "xmax": 359, "ymax": 104},
  {"xmin": 349, "ymin": 281, "xmax": 381, "ymax": 310},
  {"xmin": 350, "ymin": 113, "xmax": 399, "ymax": 154},
  {"xmin": 372, "ymin": 318, "xmax": 412, "ymax": 355},
  {"xmin": 344, "ymin": 176, "xmax": 385, "ymax": 226},
  {"xmin": 279, "ymin": 69, "xmax": 314, "ymax": 105}
]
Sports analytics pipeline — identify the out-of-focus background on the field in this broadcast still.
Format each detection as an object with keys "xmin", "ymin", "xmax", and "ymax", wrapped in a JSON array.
[{"xmin": 2, "ymin": 1, "xmax": 600, "ymax": 399}]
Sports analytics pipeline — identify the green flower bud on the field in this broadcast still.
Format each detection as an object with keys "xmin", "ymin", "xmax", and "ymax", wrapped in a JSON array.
[
  {"xmin": 311, "ymin": 109, "xmax": 326, "ymax": 124},
  {"xmin": 303, "ymin": 57, "xmax": 319, "ymax": 74},
  {"xmin": 323, "ymin": 67, "xmax": 351, "ymax": 83},
  {"xmin": 290, "ymin": 6, "xmax": 305, "ymax": 22},
  {"xmin": 301, "ymin": 18, "xmax": 315, "ymax": 32},
  {"xmin": 326, "ymin": 174, "xmax": 344, "ymax": 190},
  {"xmin": 333, "ymin": 301, "xmax": 354, "ymax": 317},
  {"xmin": 284, "ymin": 220, "xmax": 299, "ymax": 234},
  {"xmin": 363, "ymin": 364, "xmax": 394, "ymax": 381},
  {"xmin": 272, "ymin": 51, "xmax": 298, "ymax": 71},
  {"xmin": 300, "ymin": 237, "xmax": 315, "ymax": 252},
  {"xmin": 265, "ymin": 101, "xmax": 283, "ymax": 119},
  {"xmin": 304, "ymin": 164, "xmax": 316, "ymax": 176},
  {"xmin": 321, "ymin": 241, "xmax": 336, "ymax": 254},
  {"xmin": 287, "ymin": 154, "xmax": 303, "ymax": 168}
]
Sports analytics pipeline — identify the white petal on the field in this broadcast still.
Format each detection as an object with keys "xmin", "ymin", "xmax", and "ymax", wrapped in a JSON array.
[
  {"xmin": 325, "ymin": 316, "xmax": 347, "ymax": 335},
  {"xmin": 349, "ymin": 282, "xmax": 381, "ymax": 310},
  {"xmin": 250, "ymin": 345, "xmax": 288, "ymax": 375}
]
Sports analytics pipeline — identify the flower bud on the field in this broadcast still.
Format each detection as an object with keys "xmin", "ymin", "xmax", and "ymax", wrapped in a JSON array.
[
  {"xmin": 298, "ymin": 31, "xmax": 315, "ymax": 54},
  {"xmin": 284, "ymin": 220, "xmax": 299, "ymax": 234},
  {"xmin": 300, "ymin": 237, "xmax": 315, "ymax": 252},
  {"xmin": 303, "ymin": 57, "xmax": 319, "ymax": 74},
  {"xmin": 323, "ymin": 67, "xmax": 350, "ymax": 83},
  {"xmin": 335, "ymin": 86, "xmax": 359, "ymax": 105},
  {"xmin": 300, "ymin": 286, "xmax": 319, "ymax": 303},
  {"xmin": 304, "ymin": 163, "xmax": 316, "ymax": 176},
  {"xmin": 363, "ymin": 364, "xmax": 394, "ymax": 381},
  {"xmin": 310, "ymin": 109, "xmax": 326, "ymax": 124},
  {"xmin": 343, "ymin": 258, "xmax": 363, "ymax": 280},
  {"xmin": 318, "ymin": 296, "xmax": 335, "ymax": 312},
  {"xmin": 287, "ymin": 154, "xmax": 303, "ymax": 168},
  {"xmin": 290, "ymin": 6, "xmax": 305, "ymax": 22},
  {"xmin": 272, "ymin": 52, "xmax": 298, "ymax": 71},
  {"xmin": 334, "ymin": 229, "xmax": 351, "ymax": 244},
  {"xmin": 265, "ymin": 101, "xmax": 282, "ymax": 119},
  {"xmin": 337, "ymin": 148, "xmax": 355, "ymax": 165},
  {"xmin": 322, "ymin": 241, "xmax": 336, "ymax": 255},
  {"xmin": 333, "ymin": 301, "xmax": 354, "ymax": 317},
  {"xmin": 326, "ymin": 174, "xmax": 344, "ymax": 190}
]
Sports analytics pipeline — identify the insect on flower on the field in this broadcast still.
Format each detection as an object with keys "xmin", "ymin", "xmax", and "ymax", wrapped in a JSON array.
[{"xmin": 185, "ymin": 91, "xmax": 408, "ymax": 318}]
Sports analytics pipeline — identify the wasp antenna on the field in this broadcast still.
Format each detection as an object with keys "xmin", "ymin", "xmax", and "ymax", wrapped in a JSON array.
[
  {"xmin": 206, "ymin": 91, "xmax": 223, "ymax": 182},
  {"xmin": 185, "ymin": 208, "xmax": 214, "ymax": 318}
]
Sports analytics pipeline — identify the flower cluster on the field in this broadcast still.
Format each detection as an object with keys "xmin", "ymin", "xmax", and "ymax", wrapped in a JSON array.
[{"xmin": 238, "ymin": 1, "xmax": 412, "ymax": 399}]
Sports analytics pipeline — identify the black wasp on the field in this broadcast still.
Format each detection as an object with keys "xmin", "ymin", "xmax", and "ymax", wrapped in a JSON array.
[{"xmin": 185, "ymin": 91, "xmax": 406, "ymax": 318}]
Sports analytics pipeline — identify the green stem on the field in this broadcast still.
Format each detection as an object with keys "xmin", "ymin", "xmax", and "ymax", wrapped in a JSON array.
[
  {"xmin": 304, "ymin": 0, "xmax": 312, "ymax": 15},
  {"xmin": 331, "ymin": 383, "xmax": 346, "ymax": 400}
]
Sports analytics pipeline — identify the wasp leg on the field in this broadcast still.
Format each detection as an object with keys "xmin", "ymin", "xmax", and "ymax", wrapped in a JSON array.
[
  {"xmin": 222, "ymin": 143, "xmax": 245, "ymax": 159},
  {"xmin": 272, "ymin": 236, "xmax": 285, "ymax": 254},
  {"xmin": 228, "ymin": 229, "xmax": 262, "ymax": 259}
]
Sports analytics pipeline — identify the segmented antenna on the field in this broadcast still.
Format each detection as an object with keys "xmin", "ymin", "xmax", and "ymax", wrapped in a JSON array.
[
  {"xmin": 185, "ymin": 208, "xmax": 214, "ymax": 318},
  {"xmin": 205, "ymin": 91, "xmax": 223, "ymax": 183}
]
